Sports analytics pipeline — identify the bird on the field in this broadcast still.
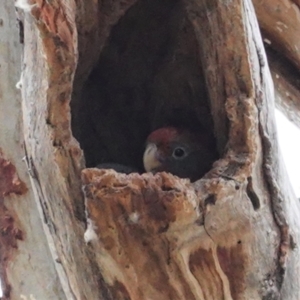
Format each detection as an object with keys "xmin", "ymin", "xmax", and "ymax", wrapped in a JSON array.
[{"xmin": 143, "ymin": 127, "xmax": 217, "ymax": 182}]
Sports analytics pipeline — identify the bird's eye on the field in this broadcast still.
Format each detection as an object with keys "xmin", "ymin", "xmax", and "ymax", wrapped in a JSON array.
[{"xmin": 173, "ymin": 147, "xmax": 186, "ymax": 159}]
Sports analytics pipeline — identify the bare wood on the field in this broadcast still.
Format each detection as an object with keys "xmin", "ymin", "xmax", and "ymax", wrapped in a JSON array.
[
  {"xmin": 254, "ymin": 0, "xmax": 300, "ymax": 69},
  {"xmin": 2, "ymin": 0, "xmax": 300, "ymax": 299},
  {"xmin": 83, "ymin": 170, "xmax": 206, "ymax": 300},
  {"xmin": 20, "ymin": 1, "xmax": 109, "ymax": 299},
  {"xmin": 269, "ymin": 52, "xmax": 300, "ymax": 128},
  {"xmin": 0, "ymin": 1, "xmax": 67, "ymax": 299},
  {"xmin": 19, "ymin": 0, "xmax": 138, "ymax": 298},
  {"xmin": 80, "ymin": 0, "xmax": 300, "ymax": 299},
  {"xmin": 186, "ymin": 2, "xmax": 300, "ymax": 299},
  {"xmin": 252, "ymin": 0, "xmax": 300, "ymax": 128}
]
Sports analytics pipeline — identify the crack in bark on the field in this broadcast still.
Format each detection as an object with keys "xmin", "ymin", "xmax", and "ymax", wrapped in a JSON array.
[
  {"xmin": 246, "ymin": 176, "xmax": 260, "ymax": 210},
  {"xmin": 242, "ymin": 2, "xmax": 292, "ymax": 296},
  {"xmin": 256, "ymin": 43, "xmax": 289, "ymax": 296}
]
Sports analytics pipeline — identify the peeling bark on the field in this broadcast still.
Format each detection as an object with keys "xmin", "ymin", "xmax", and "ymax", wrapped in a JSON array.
[
  {"xmin": 0, "ymin": 150, "xmax": 26, "ymax": 299},
  {"xmin": 0, "ymin": 2, "xmax": 67, "ymax": 299},
  {"xmin": 83, "ymin": 170, "xmax": 203, "ymax": 300}
]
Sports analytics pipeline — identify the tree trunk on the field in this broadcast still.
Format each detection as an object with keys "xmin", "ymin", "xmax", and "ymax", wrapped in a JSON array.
[
  {"xmin": 1, "ymin": 0, "xmax": 300, "ymax": 299},
  {"xmin": 0, "ymin": 2, "xmax": 66, "ymax": 299}
]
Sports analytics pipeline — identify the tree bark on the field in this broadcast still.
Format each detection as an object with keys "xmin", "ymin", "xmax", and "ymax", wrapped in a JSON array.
[
  {"xmin": 0, "ymin": 1, "xmax": 67, "ymax": 299},
  {"xmin": 1, "ymin": 0, "xmax": 300, "ymax": 299},
  {"xmin": 253, "ymin": 0, "xmax": 300, "ymax": 128}
]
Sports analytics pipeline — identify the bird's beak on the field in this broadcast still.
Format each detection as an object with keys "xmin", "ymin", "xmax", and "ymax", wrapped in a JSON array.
[{"xmin": 143, "ymin": 143, "xmax": 162, "ymax": 172}]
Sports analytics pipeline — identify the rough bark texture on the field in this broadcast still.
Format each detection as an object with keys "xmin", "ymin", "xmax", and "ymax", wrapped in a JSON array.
[
  {"xmin": 1, "ymin": 0, "xmax": 300, "ymax": 299},
  {"xmin": 0, "ymin": 2, "xmax": 67, "ymax": 299}
]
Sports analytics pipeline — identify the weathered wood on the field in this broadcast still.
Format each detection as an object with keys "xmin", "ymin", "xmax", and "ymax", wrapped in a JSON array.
[
  {"xmin": 1, "ymin": 0, "xmax": 300, "ymax": 299},
  {"xmin": 254, "ymin": 0, "xmax": 300, "ymax": 69},
  {"xmin": 20, "ymin": 0, "xmax": 139, "ymax": 299},
  {"xmin": 0, "ymin": 1, "xmax": 66, "ymax": 299},
  {"xmin": 83, "ymin": 170, "xmax": 204, "ymax": 300},
  {"xmin": 253, "ymin": 0, "xmax": 300, "ymax": 128},
  {"xmin": 268, "ymin": 51, "xmax": 300, "ymax": 128},
  {"xmin": 80, "ymin": 0, "xmax": 300, "ymax": 299},
  {"xmin": 20, "ymin": 5, "xmax": 108, "ymax": 300}
]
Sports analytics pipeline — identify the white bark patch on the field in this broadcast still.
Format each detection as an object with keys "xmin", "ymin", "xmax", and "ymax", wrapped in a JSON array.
[
  {"xmin": 20, "ymin": 295, "xmax": 37, "ymax": 300},
  {"xmin": 16, "ymin": 72, "xmax": 23, "ymax": 89},
  {"xmin": 128, "ymin": 211, "xmax": 140, "ymax": 224},
  {"xmin": 15, "ymin": 0, "xmax": 36, "ymax": 12},
  {"xmin": 84, "ymin": 218, "xmax": 98, "ymax": 243}
]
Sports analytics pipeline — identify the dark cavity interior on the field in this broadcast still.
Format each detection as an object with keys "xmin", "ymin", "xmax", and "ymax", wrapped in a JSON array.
[{"xmin": 71, "ymin": 0, "xmax": 218, "ymax": 172}]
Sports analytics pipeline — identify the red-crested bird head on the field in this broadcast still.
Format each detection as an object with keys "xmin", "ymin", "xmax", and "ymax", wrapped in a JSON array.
[{"xmin": 143, "ymin": 127, "xmax": 216, "ymax": 182}]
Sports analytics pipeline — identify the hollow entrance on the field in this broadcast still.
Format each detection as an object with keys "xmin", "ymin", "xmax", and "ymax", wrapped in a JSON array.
[{"xmin": 72, "ymin": 0, "xmax": 217, "ymax": 173}]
